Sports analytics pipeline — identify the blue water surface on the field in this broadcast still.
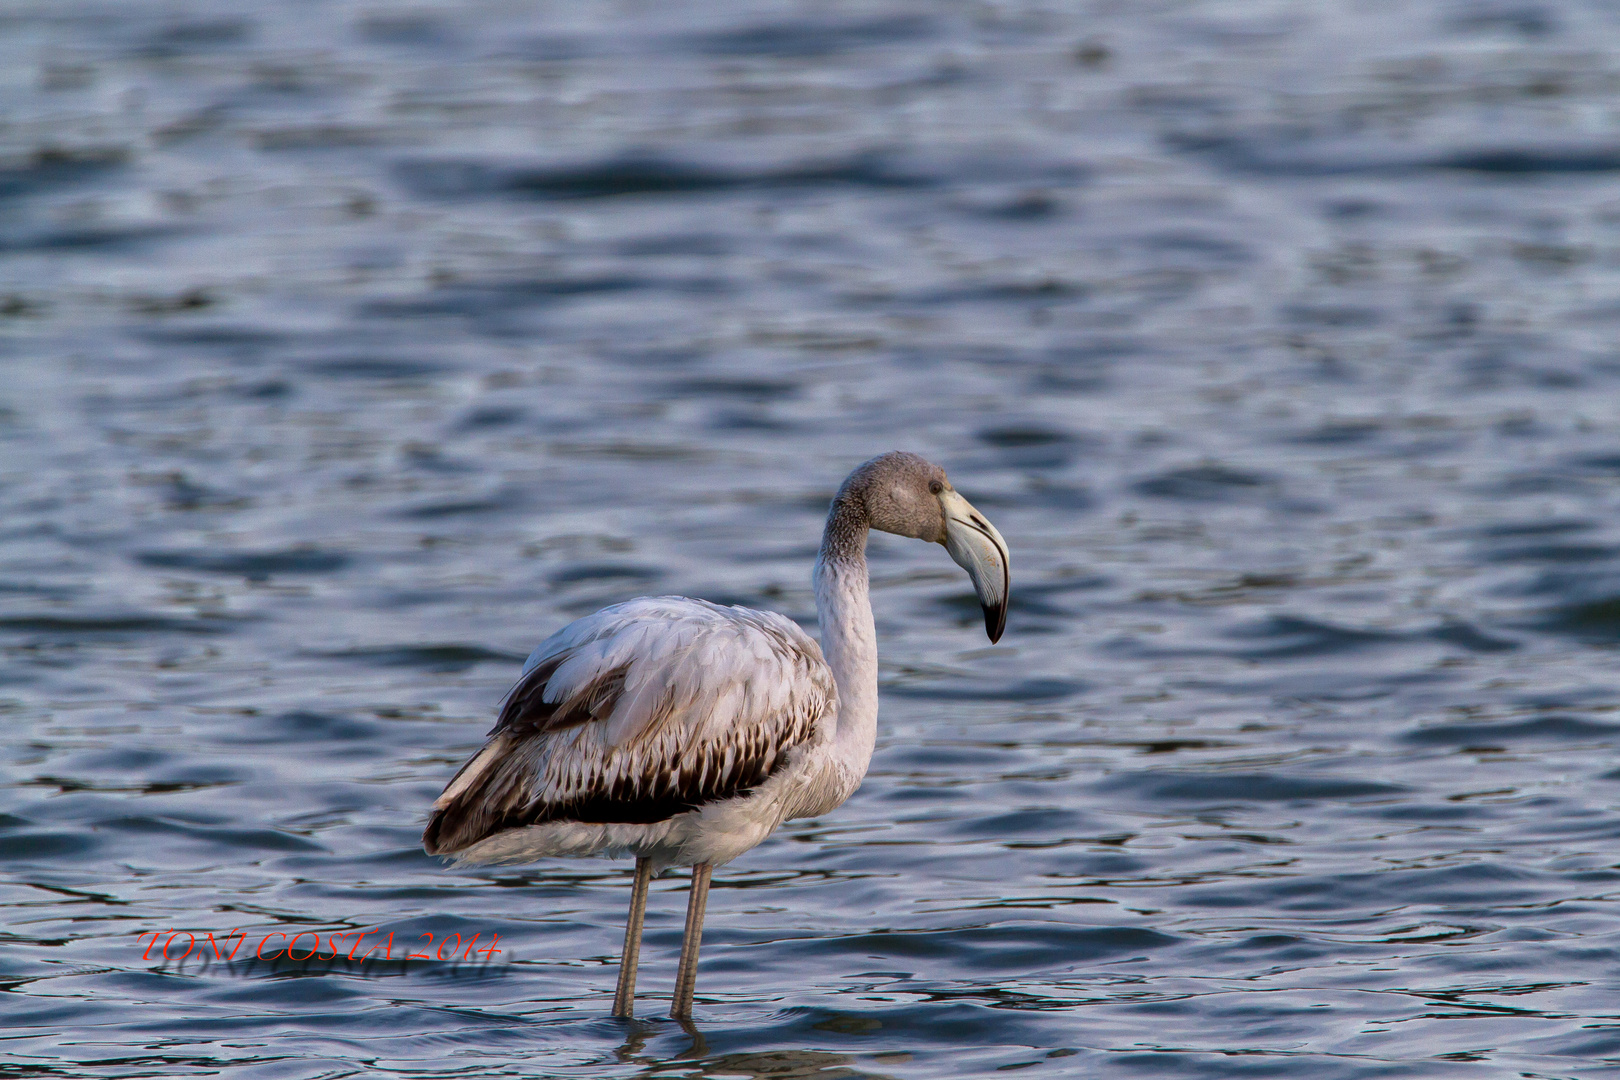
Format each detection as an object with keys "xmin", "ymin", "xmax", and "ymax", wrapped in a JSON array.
[{"xmin": 5, "ymin": 1, "xmax": 1620, "ymax": 1076}]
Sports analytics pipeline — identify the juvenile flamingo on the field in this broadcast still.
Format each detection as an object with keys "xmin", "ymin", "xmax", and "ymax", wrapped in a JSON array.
[{"xmin": 423, "ymin": 452, "xmax": 1010, "ymax": 1019}]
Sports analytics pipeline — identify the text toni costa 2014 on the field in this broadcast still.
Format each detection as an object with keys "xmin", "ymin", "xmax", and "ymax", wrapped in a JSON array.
[{"xmin": 139, "ymin": 928, "xmax": 502, "ymax": 966}]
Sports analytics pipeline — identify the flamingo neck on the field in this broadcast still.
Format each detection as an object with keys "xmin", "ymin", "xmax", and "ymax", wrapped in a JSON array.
[{"xmin": 813, "ymin": 496, "xmax": 878, "ymax": 786}]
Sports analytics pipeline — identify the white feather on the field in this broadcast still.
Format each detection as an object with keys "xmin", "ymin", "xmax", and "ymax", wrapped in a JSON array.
[{"xmin": 441, "ymin": 596, "xmax": 850, "ymax": 869}]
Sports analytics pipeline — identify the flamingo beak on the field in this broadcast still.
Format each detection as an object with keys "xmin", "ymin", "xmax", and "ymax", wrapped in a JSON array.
[{"xmin": 939, "ymin": 489, "xmax": 1010, "ymax": 643}]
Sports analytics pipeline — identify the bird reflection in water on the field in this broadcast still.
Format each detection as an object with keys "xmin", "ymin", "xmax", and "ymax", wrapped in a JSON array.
[{"xmin": 615, "ymin": 1024, "xmax": 893, "ymax": 1080}]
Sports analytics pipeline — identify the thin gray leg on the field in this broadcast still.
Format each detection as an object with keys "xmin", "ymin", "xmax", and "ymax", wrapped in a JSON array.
[
  {"xmin": 611, "ymin": 857, "xmax": 653, "ymax": 1019},
  {"xmin": 670, "ymin": 863, "xmax": 712, "ymax": 1020}
]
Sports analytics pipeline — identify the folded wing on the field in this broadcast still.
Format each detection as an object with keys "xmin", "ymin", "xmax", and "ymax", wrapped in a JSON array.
[{"xmin": 423, "ymin": 597, "xmax": 836, "ymax": 855}]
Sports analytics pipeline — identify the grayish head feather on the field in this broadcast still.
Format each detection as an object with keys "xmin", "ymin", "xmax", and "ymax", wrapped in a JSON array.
[{"xmin": 820, "ymin": 451, "xmax": 950, "ymax": 563}]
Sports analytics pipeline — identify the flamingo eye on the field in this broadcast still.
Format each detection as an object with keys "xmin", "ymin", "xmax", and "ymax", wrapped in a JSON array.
[{"xmin": 929, "ymin": 480, "xmax": 943, "ymax": 494}]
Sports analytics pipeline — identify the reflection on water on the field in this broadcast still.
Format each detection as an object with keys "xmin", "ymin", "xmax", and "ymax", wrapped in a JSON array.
[
  {"xmin": 5, "ymin": 0, "xmax": 1620, "ymax": 1076},
  {"xmin": 617, "ymin": 1023, "xmax": 888, "ymax": 1080}
]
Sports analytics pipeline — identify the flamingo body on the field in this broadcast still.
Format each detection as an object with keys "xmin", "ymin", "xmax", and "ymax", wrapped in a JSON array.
[
  {"xmin": 424, "ymin": 596, "xmax": 845, "ymax": 870},
  {"xmin": 422, "ymin": 452, "xmax": 1009, "ymax": 1019}
]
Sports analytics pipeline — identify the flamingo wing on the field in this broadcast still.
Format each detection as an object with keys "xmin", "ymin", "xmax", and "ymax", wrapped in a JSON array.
[{"xmin": 423, "ymin": 597, "xmax": 836, "ymax": 855}]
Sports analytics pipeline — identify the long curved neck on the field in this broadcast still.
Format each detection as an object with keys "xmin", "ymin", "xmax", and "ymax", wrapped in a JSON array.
[{"xmin": 813, "ymin": 495, "xmax": 878, "ymax": 779}]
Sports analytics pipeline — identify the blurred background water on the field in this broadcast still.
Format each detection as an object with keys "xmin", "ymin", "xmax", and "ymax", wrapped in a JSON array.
[{"xmin": 5, "ymin": 1, "xmax": 1620, "ymax": 1076}]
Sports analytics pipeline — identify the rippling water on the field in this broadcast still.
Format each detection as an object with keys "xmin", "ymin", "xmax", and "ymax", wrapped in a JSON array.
[{"xmin": 6, "ymin": 2, "xmax": 1620, "ymax": 1076}]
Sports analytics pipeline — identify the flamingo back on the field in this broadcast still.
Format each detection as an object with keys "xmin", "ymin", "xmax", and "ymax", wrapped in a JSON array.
[{"xmin": 423, "ymin": 597, "xmax": 836, "ymax": 856}]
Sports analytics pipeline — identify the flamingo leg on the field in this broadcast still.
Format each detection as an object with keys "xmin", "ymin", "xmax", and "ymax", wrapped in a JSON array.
[
  {"xmin": 670, "ymin": 863, "xmax": 712, "ymax": 1020},
  {"xmin": 611, "ymin": 857, "xmax": 653, "ymax": 1019}
]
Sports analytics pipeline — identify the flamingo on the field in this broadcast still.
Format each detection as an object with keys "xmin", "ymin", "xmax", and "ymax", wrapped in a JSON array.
[{"xmin": 422, "ymin": 451, "xmax": 1010, "ymax": 1019}]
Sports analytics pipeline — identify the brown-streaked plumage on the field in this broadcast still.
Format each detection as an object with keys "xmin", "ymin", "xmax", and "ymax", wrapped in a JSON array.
[{"xmin": 423, "ymin": 452, "xmax": 1010, "ymax": 1020}]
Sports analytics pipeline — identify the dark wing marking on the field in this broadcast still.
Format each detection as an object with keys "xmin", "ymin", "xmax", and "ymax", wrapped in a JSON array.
[
  {"xmin": 423, "ymin": 656, "xmax": 620, "ymax": 854},
  {"xmin": 422, "ymin": 637, "xmax": 826, "ymax": 855}
]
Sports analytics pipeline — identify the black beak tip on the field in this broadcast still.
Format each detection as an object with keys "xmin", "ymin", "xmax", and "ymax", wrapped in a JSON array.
[{"xmin": 983, "ymin": 602, "xmax": 1007, "ymax": 644}]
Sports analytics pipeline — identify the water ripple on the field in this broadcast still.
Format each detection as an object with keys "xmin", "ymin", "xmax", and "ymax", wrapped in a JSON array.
[{"xmin": 5, "ymin": 1, "xmax": 1620, "ymax": 1077}]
